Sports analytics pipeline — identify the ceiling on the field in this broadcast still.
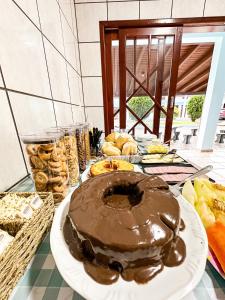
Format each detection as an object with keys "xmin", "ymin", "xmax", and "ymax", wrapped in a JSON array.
[{"xmin": 112, "ymin": 42, "xmax": 214, "ymax": 98}]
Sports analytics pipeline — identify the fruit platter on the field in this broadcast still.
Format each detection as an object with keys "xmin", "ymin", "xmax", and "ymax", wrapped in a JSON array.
[{"xmin": 182, "ymin": 177, "xmax": 225, "ymax": 278}]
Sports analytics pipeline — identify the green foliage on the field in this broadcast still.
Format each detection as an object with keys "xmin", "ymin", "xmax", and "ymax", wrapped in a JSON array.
[
  {"xmin": 128, "ymin": 96, "xmax": 153, "ymax": 120},
  {"xmin": 160, "ymin": 106, "xmax": 179, "ymax": 118},
  {"xmin": 187, "ymin": 95, "xmax": 205, "ymax": 122}
]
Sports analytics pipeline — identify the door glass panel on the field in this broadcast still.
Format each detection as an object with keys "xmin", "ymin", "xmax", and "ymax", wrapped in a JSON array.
[{"xmin": 123, "ymin": 37, "xmax": 156, "ymax": 136}]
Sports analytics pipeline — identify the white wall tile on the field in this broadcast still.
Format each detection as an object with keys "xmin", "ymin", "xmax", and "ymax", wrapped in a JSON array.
[
  {"xmin": 0, "ymin": 76, "xmax": 3, "ymax": 87},
  {"xmin": 9, "ymin": 92, "xmax": 56, "ymax": 134},
  {"xmin": 70, "ymin": 0, "xmax": 78, "ymax": 39},
  {"xmin": 108, "ymin": 1, "xmax": 139, "ymax": 20},
  {"xmin": 14, "ymin": 0, "xmax": 40, "ymax": 27},
  {"xmin": 85, "ymin": 107, "xmax": 104, "ymax": 130},
  {"xmin": 80, "ymin": 43, "xmax": 101, "ymax": 76},
  {"xmin": 61, "ymin": 14, "xmax": 78, "ymax": 70},
  {"xmin": 44, "ymin": 38, "xmax": 70, "ymax": 102},
  {"xmin": 67, "ymin": 65, "xmax": 83, "ymax": 105},
  {"xmin": 76, "ymin": 3, "xmax": 107, "ymax": 42},
  {"xmin": 74, "ymin": 39, "xmax": 81, "ymax": 73},
  {"xmin": 0, "ymin": 91, "xmax": 27, "ymax": 191},
  {"xmin": 72, "ymin": 105, "xmax": 85, "ymax": 123},
  {"xmin": 0, "ymin": 0, "xmax": 51, "ymax": 98},
  {"xmin": 76, "ymin": 0, "xmax": 105, "ymax": 2},
  {"xmin": 108, "ymin": 0, "xmax": 137, "ymax": 1},
  {"xmin": 172, "ymin": 0, "xmax": 204, "ymax": 18},
  {"xmin": 83, "ymin": 77, "xmax": 103, "ymax": 106},
  {"xmin": 37, "ymin": 0, "xmax": 64, "ymax": 54},
  {"xmin": 204, "ymin": 0, "xmax": 225, "ymax": 16},
  {"xmin": 54, "ymin": 102, "xmax": 74, "ymax": 125},
  {"xmin": 140, "ymin": 0, "xmax": 172, "ymax": 19},
  {"xmin": 58, "ymin": 0, "xmax": 74, "ymax": 31}
]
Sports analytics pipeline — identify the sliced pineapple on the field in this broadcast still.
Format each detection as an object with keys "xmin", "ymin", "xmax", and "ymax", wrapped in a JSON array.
[{"xmin": 182, "ymin": 180, "xmax": 197, "ymax": 206}]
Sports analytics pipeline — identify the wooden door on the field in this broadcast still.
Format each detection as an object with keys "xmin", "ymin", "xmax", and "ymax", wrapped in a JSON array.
[{"xmin": 117, "ymin": 27, "xmax": 182, "ymax": 142}]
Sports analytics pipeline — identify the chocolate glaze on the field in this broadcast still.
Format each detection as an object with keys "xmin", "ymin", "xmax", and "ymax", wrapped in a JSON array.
[
  {"xmin": 180, "ymin": 219, "xmax": 185, "ymax": 231},
  {"xmin": 64, "ymin": 171, "xmax": 186, "ymax": 284}
]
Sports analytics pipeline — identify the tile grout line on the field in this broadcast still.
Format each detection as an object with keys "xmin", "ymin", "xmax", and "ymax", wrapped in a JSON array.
[
  {"xmin": 58, "ymin": 2, "xmax": 75, "ymax": 124},
  {"xmin": 36, "ymin": 0, "xmax": 58, "ymax": 127},
  {"xmin": 79, "ymin": 41, "xmax": 100, "ymax": 44},
  {"xmin": 170, "ymin": 0, "xmax": 173, "ymax": 18},
  {"xmin": 75, "ymin": 0, "xmax": 140, "ymax": 4},
  {"xmin": 6, "ymin": 174, "xmax": 30, "ymax": 192},
  {"xmin": 11, "ymin": 0, "xmax": 81, "ymax": 78},
  {"xmin": 0, "ymin": 65, "xmax": 29, "ymax": 174},
  {"xmin": 56, "ymin": 0, "xmax": 78, "ymax": 41},
  {"xmin": 74, "ymin": 0, "xmax": 87, "ymax": 121},
  {"xmin": 82, "ymin": 75, "xmax": 102, "ymax": 77},
  {"xmin": 82, "ymin": 105, "xmax": 104, "ymax": 108},
  {"xmin": 0, "ymin": 87, "xmax": 80, "ymax": 106},
  {"xmin": 203, "ymin": 0, "xmax": 207, "ymax": 17},
  {"xmin": 139, "ymin": 0, "xmax": 140, "ymax": 19}
]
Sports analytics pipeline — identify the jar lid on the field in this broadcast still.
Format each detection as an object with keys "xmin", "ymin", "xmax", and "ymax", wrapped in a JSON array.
[
  {"xmin": 60, "ymin": 126, "xmax": 75, "ymax": 136},
  {"xmin": 73, "ymin": 123, "xmax": 85, "ymax": 130},
  {"xmin": 45, "ymin": 126, "xmax": 63, "ymax": 133},
  {"xmin": 21, "ymin": 134, "xmax": 60, "ymax": 144}
]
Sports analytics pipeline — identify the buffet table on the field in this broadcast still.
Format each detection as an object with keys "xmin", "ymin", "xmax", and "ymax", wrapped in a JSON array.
[
  {"xmin": 9, "ymin": 233, "xmax": 225, "ymax": 300},
  {"xmin": 9, "ymin": 175, "xmax": 225, "ymax": 300}
]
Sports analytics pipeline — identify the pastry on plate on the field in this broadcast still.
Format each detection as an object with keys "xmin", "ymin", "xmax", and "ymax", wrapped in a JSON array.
[{"xmin": 90, "ymin": 159, "xmax": 134, "ymax": 176}]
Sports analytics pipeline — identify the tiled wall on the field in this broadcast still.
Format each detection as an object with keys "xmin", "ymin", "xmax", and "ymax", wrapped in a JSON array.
[
  {"xmin": 76, "ymin": 0, "xmax": 225, "ymax": 131},
  {"xmin": 1, "ymin": 0, "xmax": 225, "ymax": 191},
  {"xmin": 0, "ymin": 0, "xmax": 84, "ymax": 191}
]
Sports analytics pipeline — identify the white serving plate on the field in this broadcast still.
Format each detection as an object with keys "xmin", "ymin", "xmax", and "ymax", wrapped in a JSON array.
[
  {"xmin": 50, "ymin": 190, "xmax": 208, "ymax": 300},
  {"xmin": 81, "ymin": 164, "xmax": 142, "ymax": 182}
]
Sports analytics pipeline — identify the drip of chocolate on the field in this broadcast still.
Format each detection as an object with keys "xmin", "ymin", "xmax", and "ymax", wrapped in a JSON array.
[
  {"xmin": 64, "ymin": 171, "xmax": 186, "ymax": 285},
  {"xmin": 180, "ymin": 219, "xmax": 185, "ymax": 231}
]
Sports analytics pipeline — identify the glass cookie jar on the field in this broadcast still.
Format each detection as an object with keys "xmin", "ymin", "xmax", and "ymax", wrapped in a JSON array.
[
  {"xmin": 74, "ymin": 124, "xmax": 86, "ymax": 171},
  {"xmin": 83, "ymin": 123, "xmax": 91, "ymax": 162},
  {"xmin": 61, "ymin": 126, "xmax": 80, "ymax": 186},
  {"xmin": 21, "ymin": 134, "xmax": 69, "ymax": 203}
]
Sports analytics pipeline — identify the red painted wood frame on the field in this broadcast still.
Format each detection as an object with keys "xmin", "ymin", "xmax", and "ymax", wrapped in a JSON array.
[
  {"xmin": 100, "ymin": 17, "xmax": 225, "ymax": 137},
  {"xmin": 118, "ymin": 27, "xmax": 182, "ymax": 142}
]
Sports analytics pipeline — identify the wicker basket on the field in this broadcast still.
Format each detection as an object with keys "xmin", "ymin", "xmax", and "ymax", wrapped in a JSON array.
[{"xmin": 0, "ymin": 192, "xmax": 54, "ymax": 300}]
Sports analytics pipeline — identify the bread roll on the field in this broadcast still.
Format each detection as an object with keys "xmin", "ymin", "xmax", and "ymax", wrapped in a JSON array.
[
  {"xmin": 122, "ymin": 141, "xmax": 138, "ymax": 155},
  {"xmin": 103, "ymin": 145, "xmax": 121, "ymax": 156},
  {"xmin": 115, "ymin": 133, "xmax": 134, "ymax": 150},
  {"xmin": 105, "ymin": 132, "xmax": 120, "ymax": 143}
]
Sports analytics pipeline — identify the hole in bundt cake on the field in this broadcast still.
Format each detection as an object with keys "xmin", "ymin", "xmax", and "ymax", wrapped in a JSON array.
[{"xmin": 103, "ymin": 183, "xmax": 143, "ymax": 209}]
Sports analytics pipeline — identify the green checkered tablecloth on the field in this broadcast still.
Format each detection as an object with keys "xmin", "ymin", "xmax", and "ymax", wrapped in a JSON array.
[{"xmin": 9, "ymin": 176, "xmax": 225, "ymax": 300}]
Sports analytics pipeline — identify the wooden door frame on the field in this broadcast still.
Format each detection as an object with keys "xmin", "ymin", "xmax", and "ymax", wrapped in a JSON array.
[
  {"xmin": 100, "ymin": 17, "xmax": 225, "ymax": 136},
  {"xmin": 118, "ymin": 26, "xmax": 183, "ymax": 141}
]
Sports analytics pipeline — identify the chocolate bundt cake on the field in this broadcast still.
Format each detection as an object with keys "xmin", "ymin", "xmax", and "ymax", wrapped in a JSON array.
[{"xmin": 64, "ymin": 171, "xmax": 186, "ymax": 284}]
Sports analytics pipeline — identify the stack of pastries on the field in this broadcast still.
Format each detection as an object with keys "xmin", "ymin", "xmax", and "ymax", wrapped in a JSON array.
[{"xmin": 101, "ymin": 132, "xmax": 138, "ymax": 156}]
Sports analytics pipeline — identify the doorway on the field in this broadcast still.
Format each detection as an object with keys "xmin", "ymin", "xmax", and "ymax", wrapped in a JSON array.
[{"xmin": 100, "ymin": 17, "xmax": 225, "ymax": 142}]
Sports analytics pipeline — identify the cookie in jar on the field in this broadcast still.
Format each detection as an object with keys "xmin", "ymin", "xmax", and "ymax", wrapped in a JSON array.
[{"xmin": 21, "ymin": 134, "xmax": 69, "ymax": 203}]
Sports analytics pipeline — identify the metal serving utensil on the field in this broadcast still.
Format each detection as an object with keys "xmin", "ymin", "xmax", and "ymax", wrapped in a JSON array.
[{"xmin": 169, "ymin": 165, "xmax": 213, "ymax": 197}]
